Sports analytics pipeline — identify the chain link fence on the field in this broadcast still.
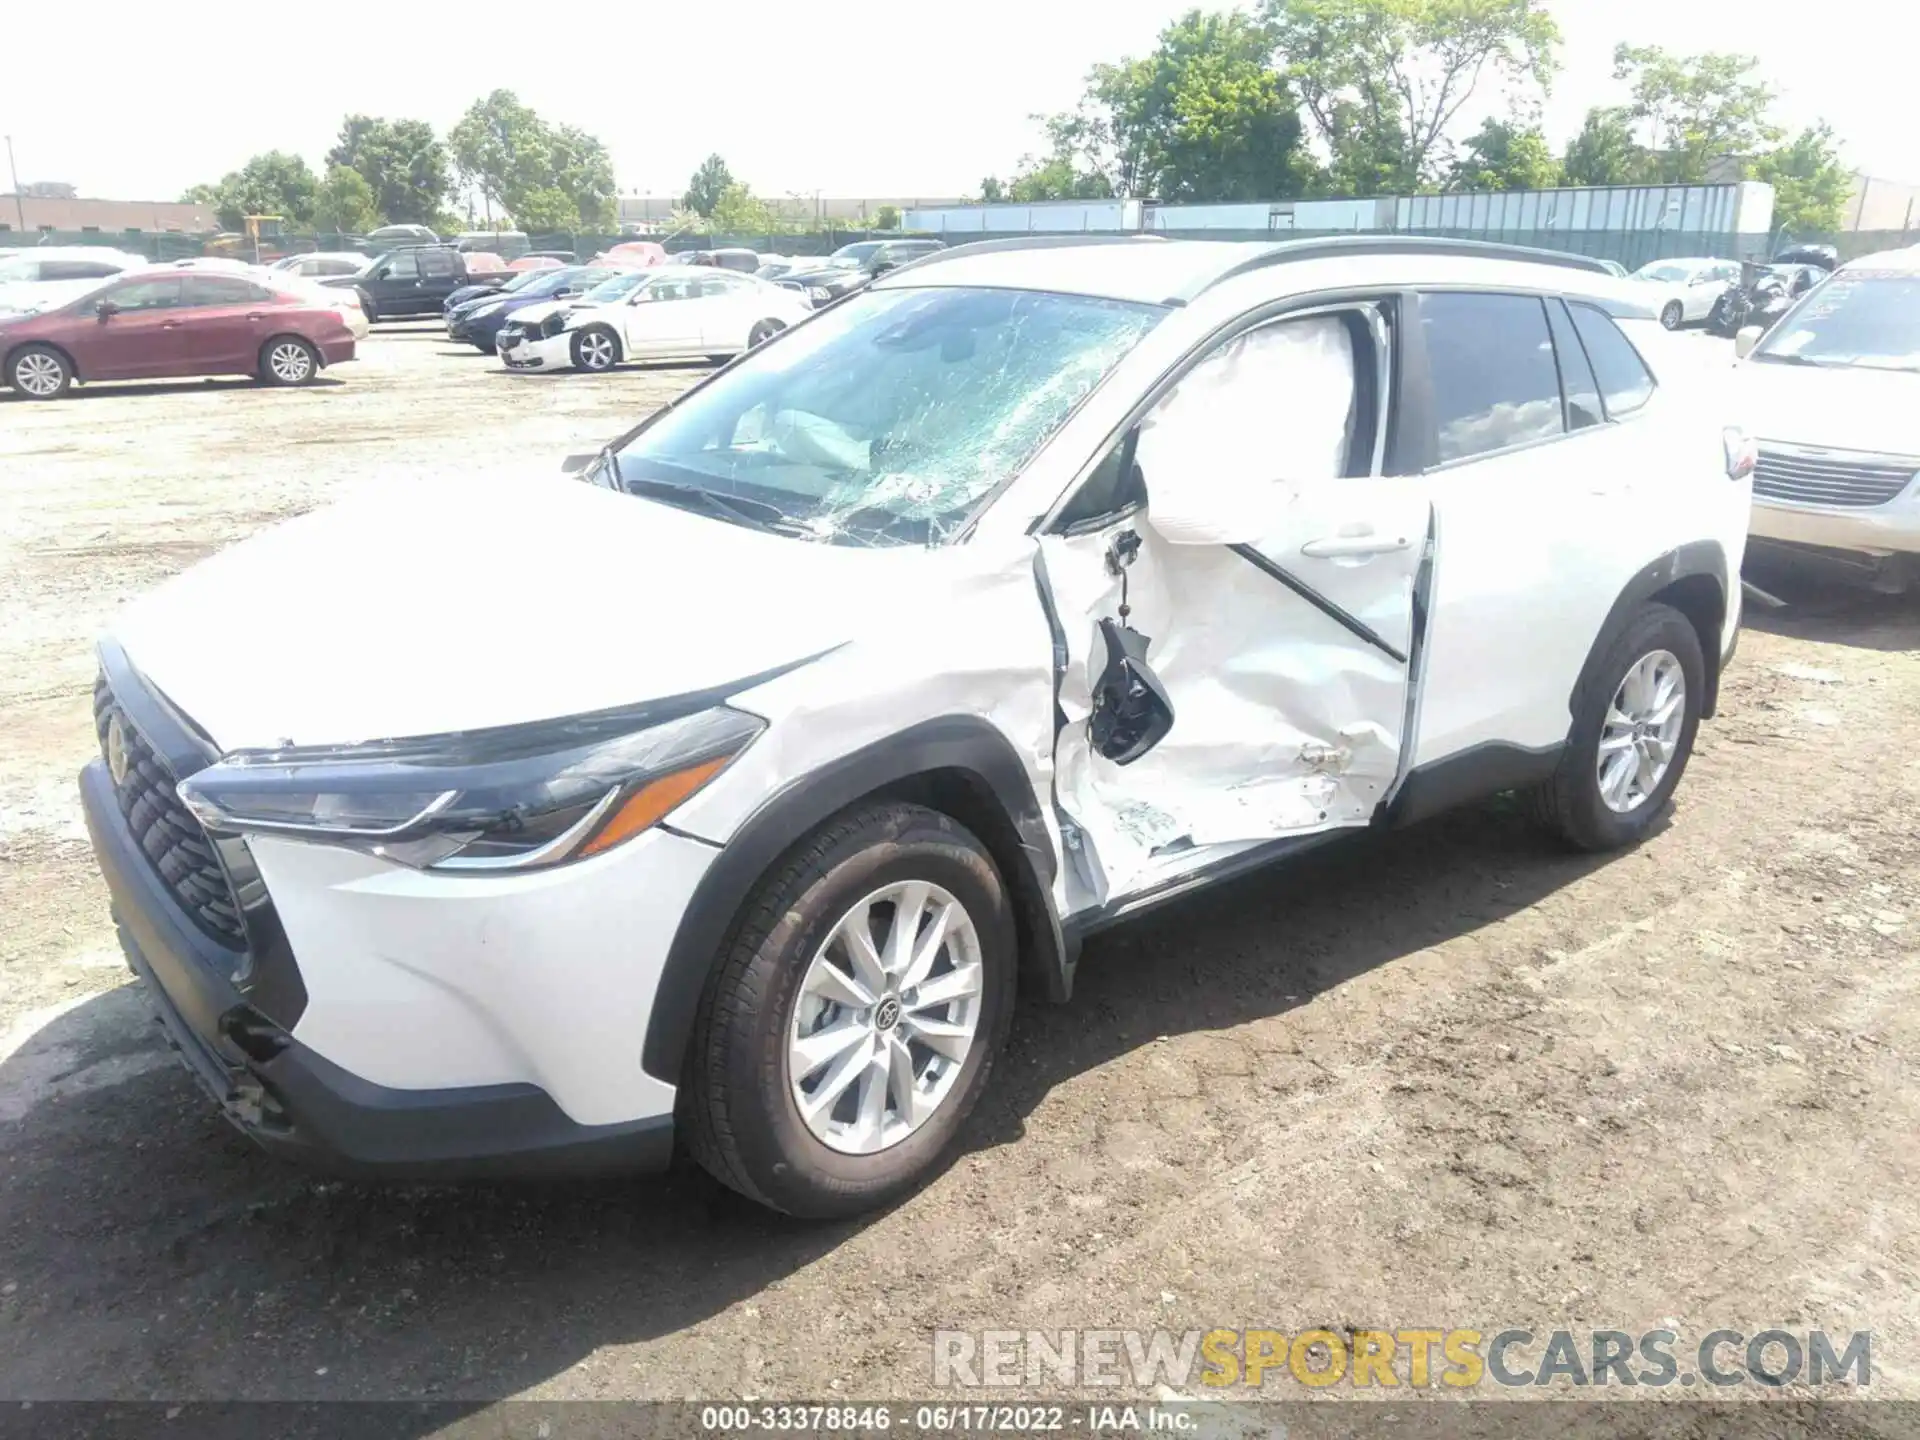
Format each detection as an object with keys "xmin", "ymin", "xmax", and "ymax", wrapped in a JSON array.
[{"xmin": 7, "ymin": 228, "xmax": 897, "ymax": 263}]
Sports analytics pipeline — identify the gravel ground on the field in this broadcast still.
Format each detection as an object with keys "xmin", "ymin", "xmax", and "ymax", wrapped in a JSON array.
[{"xmin": 1, "ymin": 325, "xmax": 1917, "ymax": 1418}]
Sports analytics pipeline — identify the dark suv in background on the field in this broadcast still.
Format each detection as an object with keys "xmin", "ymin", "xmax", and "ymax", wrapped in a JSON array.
[
  {"xmin": 776, "ymin": 237, "xmax": 947, "ymax": 306},
  {"xmin": 322, "ymin": 245, "xmax": 498, "ymax": 322}
]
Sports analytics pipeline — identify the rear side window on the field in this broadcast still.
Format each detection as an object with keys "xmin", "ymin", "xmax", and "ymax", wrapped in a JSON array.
[
  {"xmin": 1420, "ymin": 292, "xmax": 1563, "ymax": 463},
  {"xmin": 182, "ymin": 275, "xmax": 271, "ymax": 306},
  {"xmin": 421, "ymin": 249, "xmax": 457, "ymax": 278},
  {"xmin": 1569, "ymin": 304, "xmax": 1656, "ymax": 418},
  {"xmin": 1543, "ymin": 299, "xmax": 1603, "ymax": 431}
]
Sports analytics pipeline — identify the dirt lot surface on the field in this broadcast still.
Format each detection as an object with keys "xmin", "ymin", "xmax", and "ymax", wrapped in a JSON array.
[{"xmin": 2, "ymin": 326, "xmax": 1918, "ymax": 1416}]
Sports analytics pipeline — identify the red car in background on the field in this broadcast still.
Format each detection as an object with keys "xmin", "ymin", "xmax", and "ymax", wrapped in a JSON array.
[{"xmin": 1, "ymin": 270, "xmax": 356, "ymax": 400}]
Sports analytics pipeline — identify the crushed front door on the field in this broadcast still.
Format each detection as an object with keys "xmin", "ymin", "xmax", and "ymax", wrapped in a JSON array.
[{"xmin": 1035, "ymin": 310, "xmax": 1432, "ymax": 910}]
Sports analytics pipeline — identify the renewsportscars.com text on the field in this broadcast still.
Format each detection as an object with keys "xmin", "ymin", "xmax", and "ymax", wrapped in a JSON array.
[{"xmin": 932, "ymin": 1327, "xmax": 1871, "ymax": 1390}]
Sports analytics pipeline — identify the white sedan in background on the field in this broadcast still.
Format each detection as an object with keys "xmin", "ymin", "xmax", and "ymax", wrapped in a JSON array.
[
  {"xmin": 167, "ymin": 257, "xmax": 370, "ymax": 339},
  {"xmin": 0, "ymin": 246, "xmax": 148, "ymax": 314},
  {"xmin": 496, "ymin": 266, "xmax": 815, "ymax": 373},
  {"xmin": 1629, "ymin": 257, "xmax": 1743, "ymax": 329}
]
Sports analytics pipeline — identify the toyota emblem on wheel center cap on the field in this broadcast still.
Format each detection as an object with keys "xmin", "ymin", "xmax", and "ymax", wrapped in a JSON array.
[
  {"xmin": 873, "ymin": 997, "xmax": 902, "ymax": 1032},
  {"xmin": 104, "ymin": 712, "xmax": 130, "ymax": 788}
]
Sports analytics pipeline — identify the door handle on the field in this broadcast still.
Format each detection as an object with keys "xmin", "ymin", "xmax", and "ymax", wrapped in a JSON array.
[
  {"xmin": 160, "ymin": 320, "xmax": 183, "ymax": 329},
  {"xmin": 1300, "ymin": 533, "xmax": 1411, "ymax": 559},
  {"xmin": 245, "ymin": 312, "xmax": 265, "ymax": 321}
]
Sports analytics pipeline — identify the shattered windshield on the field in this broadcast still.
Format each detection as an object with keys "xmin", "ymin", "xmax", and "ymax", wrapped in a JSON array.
[
  {"xmin": 1752, "ymin": 270, "xmax": 1920, "ymax": 373},
  {"xmin": 611, "ymin": 285, "xmax": 1165, "ymax": 545}
]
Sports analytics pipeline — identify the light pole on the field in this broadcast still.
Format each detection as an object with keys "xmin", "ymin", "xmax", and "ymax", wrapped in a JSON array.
[{"xmin": 4, "ymin": 136, "xmax": 26, "ymax": 232}]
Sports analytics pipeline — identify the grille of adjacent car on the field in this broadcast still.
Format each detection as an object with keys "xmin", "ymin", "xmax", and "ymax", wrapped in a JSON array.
[
  {"xmin": 1752, "ymin": 447, "xmax": 1920, "ymax": 509},
  {"xmin": 94, "ymin": 674, "xmax": 246, "ymax": 950}
]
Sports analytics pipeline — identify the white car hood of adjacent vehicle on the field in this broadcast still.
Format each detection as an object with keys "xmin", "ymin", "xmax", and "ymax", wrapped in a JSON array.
[
  {"xmin": 1733, "ymin": 357, "xmax": 1920, "ymax": 456},
  {"xmin": 509, "ymin": 298, "xmax": 598, "ymax": 328},
  {"xmin": 0, "ymin": 278, "xmax": 101, "ymax": 313},
  {"xmin": 109, "ymin": 473, "xmax": 937, "ymax": 752}
]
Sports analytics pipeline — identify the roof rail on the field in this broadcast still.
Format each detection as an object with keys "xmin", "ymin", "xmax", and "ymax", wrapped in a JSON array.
[{"xmin": 1183, "ymin": 233, "xmax": 1615, "ymax": 299}]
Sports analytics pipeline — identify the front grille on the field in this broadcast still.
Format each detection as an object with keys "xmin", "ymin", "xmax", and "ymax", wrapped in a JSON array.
[
  {"xmin": 1753, "ymin": 446, "xmax": 1920, "ymax": 508},
  {"xmin": 94, "ymin": 675, "xmax": 246, "ymax": 950}
]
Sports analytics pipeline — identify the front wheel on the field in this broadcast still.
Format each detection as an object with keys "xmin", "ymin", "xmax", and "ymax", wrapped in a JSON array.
[
  {"xmin": 571, "ymin": 325, "xmax": 620, "ymax": 372},
  {"xmin": 7, "ymin": 344, "xmax": 72, "ymax": 399},
  {"xmin": 1660, "ymin": 300, "xmax": 1684, "ymax": 330},
  {"xmin": 684, "ymin": 802, "xmax": 1017, "ymax": 1218},
  {"xmin": 748, "ymin": 318, "xmax": 786, "ymax": 348},
  {"xmin": 1525, "ymin": 602, "xmax": 1705, "ymax": 852},
  {"xmin": 356, "ymin": 291, "xmax": 378, "ymax": 324}
]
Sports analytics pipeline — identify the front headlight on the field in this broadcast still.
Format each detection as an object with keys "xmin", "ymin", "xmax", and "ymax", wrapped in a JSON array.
[
  {"xmin": 806, "ymin": 286, "xmax": 830, "ymax": 302},
  {"xmin": 176, "ymin": 704, "xmax": 762, "ymax": 872},
  {"xmin": 542, "ymin": 311, "xmax": 569, "ymax": 337}
]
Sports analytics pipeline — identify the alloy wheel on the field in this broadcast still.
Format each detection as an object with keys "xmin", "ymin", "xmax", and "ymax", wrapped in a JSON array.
[
  {"xmin": 1596, "ymin": 649, "xmax": 1686, "ymax": 814},
  {"xmin": 579, "ymin": 331, "xmax": 615, "ymax": 370},
  {"xmin": 13, "ymin": 353, "xmax": 64, "ymax": 397},
  {"xmin": 268, "ymin": 342, "xmax": 313, "ymax": 383},
  {"xmin": 787, "ymin": 880, "xmax": 984, "ymax": 1156}
]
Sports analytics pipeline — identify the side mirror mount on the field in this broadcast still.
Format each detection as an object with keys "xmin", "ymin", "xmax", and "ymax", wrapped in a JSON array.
[
  {"xmin": 1734, "ymin": 325, "xmax": 1765, "ymax": 359},
  {"xmin": 95, "ymin": 299, "xmax": 120, "ymax": 320},
  {"xmin": 560, "ymin": 451, "xmax": 598, "ymax": 474}
]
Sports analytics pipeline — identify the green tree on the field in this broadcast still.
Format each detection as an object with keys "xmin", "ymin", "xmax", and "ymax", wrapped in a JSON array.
[
  {"xmin": 1753, "ymin": 123, "xmax": 1849, "ymax": 236},
  {"xmin": 1263, "ymin": 0, "xmax": 1562, "ymax": 191},
  {"xmin": 1447, "ymin": 116, "xmax": 1561, "ymax": 190},
  {"xmin": 709, "ymin": 182, "xmax": 780, "ymax": 235},
  {"xmin": 314, "ymin": 164, "xmax": 380, "ymax": 234},
  {"xmin": 448, "ymin": 91, "xmax": 615, "ymax": 231},
  {"xmin": 1611, "ymin": 43, "xmax": 1780, "ymax": 182},
  {"xmin": 1561, "ymin": 105, "xmax": 1651, "ymax": 186},
  {"xmin": 182, "ymin": 151, "xmax": 319, "ymax": 231},
  {"xmin": 874, "ymin": 204, "xmax": 901, "ymax": 230},
  {"xmin": 979, "ymin": 176, "xmax": 1007, "ymax": 202},
  {"xmin": 682, "ymin": 154, "xmax": 735, "ymax": 218},
  {"xmin": 326, "ymin": 115, "xmax": 450, "ymax": 225}
]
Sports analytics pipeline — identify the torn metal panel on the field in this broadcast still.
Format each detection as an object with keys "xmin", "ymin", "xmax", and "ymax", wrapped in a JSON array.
[{"xmin": 1036, "ymin": 312, "xmax": 1431, "ymax": 908}]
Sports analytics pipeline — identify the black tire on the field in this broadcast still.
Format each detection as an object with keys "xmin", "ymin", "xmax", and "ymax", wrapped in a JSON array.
[
  {"xmin": 748, "ymin": 318, "xmax": 786, "ymax": 347},
  {"xmin": 1660, "ymin": 300, "xmax": 1684, "ymax": 330},
  {"xmin": 356, "ymin": 290, "xmax": 378, "ymax": 324},
  {"xmin": 1524, "ymin": 602, "xmax": 1705, "ymax": 852},
  {"xmin": 683, "ymin": 802, "xmax": 1017, "ymax": 1218},
  {"xmin": 571, "ymin": 325, "xmax": 621, "ymax": 372},
  {"xmin": 258, "ymin": 336, "xmax": 320, "ymax": 386},
  {"xmin": 473, "ymin": 340, "xmax": 495, "ymax": 354},
  {"xmin": 7, "ymin": 344, "xmax": 73, "ymax": 400}
]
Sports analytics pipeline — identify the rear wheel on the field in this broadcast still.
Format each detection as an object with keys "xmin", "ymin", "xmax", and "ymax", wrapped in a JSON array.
[
  {"xmin": 1660, "ymin": 300, "xmax": 1684, "ymax": 330},
  {"xmin": 356, "ymin": 290, "xmax": 378, "ymax": 324},
  {"xmin": 684, "ymin": 802, "xmax": 1016, "ymax": 1217},
  {"xmin": 7, "ymin": 345, "xmax": 72, "ymax": 400},
  {"xmin": 748, "ymin": 317, "xmax": 786, "ymax": 347},
  {"xmin": 259, "ymin": 336, "xmax": 319, "ymax": 386},
  {"xmin": 1525, "ymin": 602, "xmax": 1704, "ymax": 851},
  {"xmin": 571, "ymin": 326, "xmax": 620, "ymax": 372}
]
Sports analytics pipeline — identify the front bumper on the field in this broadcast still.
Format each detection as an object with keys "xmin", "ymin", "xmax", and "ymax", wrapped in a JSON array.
[
  {"xmin": 79, "ymin": 660, "xmax": 698, "ymax": 1177},
  {"xmin": 497, "ymin": 330, "xmax": 572, "ymax": 370},
  {"xmin": 1750, "ymin": 497, "xmax": 1920, "ymax": 558}
]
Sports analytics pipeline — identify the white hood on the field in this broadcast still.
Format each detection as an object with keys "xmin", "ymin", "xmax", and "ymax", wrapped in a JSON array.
[
  {"xmin": 509, "ymin": 298, "xmax": 603, "ymax": 328},
  {"xmin": 1732, "ymin": 358, "xmax": 1920, "ymax": 457},
  {"xmin": 109, "ymin": 473, "xmax": 939, "ymax": 751}
]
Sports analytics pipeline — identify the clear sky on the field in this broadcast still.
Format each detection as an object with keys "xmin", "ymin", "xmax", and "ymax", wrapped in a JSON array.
[{"xmin": 4, "ymin": 0, "xmax": 1914, "ymax": 204}]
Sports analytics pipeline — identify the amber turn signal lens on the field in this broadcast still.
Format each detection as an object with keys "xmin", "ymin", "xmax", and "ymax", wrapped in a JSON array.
[{"xmin": 576, "ymin": 755, "xmax": 733, "ymax": 858}]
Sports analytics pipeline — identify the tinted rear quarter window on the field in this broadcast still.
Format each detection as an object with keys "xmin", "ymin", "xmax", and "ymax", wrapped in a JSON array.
[
  {"xmin": 1544, "ymin": 299, "xmax": 1603, "ymax": 431},
  {"xmin": 1569, "ymin": 304, "xmax": 1656, "ymax": 417},
  {"xmin": 1420, "ymin": 292, "xmax": 1564, "ymax": 463}
]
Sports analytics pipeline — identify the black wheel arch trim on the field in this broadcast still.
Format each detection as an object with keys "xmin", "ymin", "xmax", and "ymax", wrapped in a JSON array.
[
  {"xmin": 1579, "ymin": 540, "xmax": 1731, "ymax": 720},
  {"xmin": 643, "ymin": 715, "xmax": 1067, "ymax": 1086}
]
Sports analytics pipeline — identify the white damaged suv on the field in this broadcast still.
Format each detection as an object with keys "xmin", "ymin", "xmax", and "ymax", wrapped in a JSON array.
[{"xmin": 83, "ymin": 236, "xmax": 1752, "ymax": 1216}]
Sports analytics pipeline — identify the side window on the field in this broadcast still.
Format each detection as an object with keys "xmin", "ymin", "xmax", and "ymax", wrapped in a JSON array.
[
  {"xmin": 420, "ymin": 249, "xmax": 456, "ymax": 278},
  {"xmin": 1061, "ymin": 312, "xmax": 1364, "ymax": 532},
  {"xmin": 1568, "ymin": 304, "xmax": 1656, "ymax": 418},
  {"xmin": 181, "ymin": 275, "xmax": 265, "ymax": 307},
  {"xmin": 99, "ymin": 278, "xmax": 182, "ymax": 312},
  {"xmin": 1419, "ymin": 292, "xmax": 1563, "ymax": 464},
  {"xmin": 384, "ymin": 251, "xmax": 420, "ymax": 281},
  {"xmin": 1544, "ymin": 299, "xmax": 1603, "ymax": 431}
]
